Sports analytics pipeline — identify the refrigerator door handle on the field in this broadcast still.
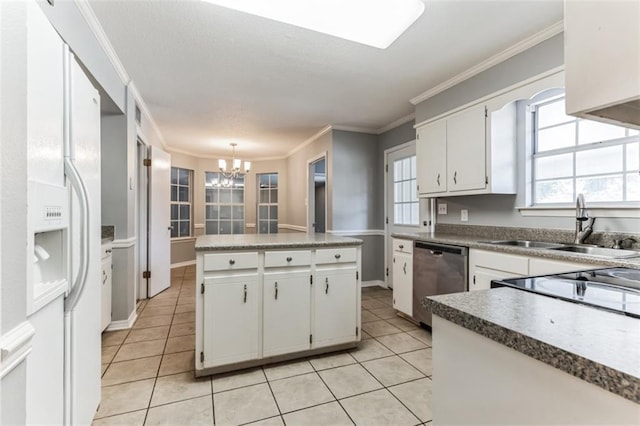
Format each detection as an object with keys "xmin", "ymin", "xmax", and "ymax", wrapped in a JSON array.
[{"xmin": 64, "ymin": 157, "xmax": 90, "ymax": 313}]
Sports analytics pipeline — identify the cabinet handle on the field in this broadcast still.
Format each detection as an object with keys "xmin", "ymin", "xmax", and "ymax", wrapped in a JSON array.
[
  {"xmin": 286, "ymin": 257, "xmax": 292, "ymax": 262},
  {"xmin": 229, "ymin": 259, "xmax": 235, "ymax": 265},
  {"xmin": 453, "ymin": 171, "xmax": 457, "ymax": 184},
  {"xmin": 275, "ymin": 282, "xmax": 278, "ymax": 300},
  {"xmin": 102, "ymin": 270, "xmax": 107, "ymax": 284},
  {"xmin": 105, "ymin": 249, "xmax": 112, "ymax": 254},
  {"xmin": 399, "ymin": 244, "xmax": 404, "ymax": 249},
  {"xmin": 437, "ymin": 173, "xmax": 440, "ymax": 186},
  {"xmin": 403, "ymin": 262, "xmax": 407, "ymax": 275},
  {"xmin": 334, "ymin": 254, "xmax": 341, "ymax": 260},
  {"xmin": 325, "ymin": 277, "xmax": 329, "ymax": 294},
  {"xmin": 243, "ymin": 284, "xmax": 247, "ymax": 303}
]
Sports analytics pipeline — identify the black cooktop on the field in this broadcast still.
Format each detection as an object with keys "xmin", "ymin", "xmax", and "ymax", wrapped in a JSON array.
[{"xmin": 492, "ymin": 267, "xmax": 640, "ymax": 319}]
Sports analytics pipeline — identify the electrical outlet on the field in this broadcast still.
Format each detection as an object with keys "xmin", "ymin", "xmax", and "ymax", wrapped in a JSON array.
[
  {"xmin": 461, "ymin": 209, "xmax": 469, "ymax": 222},
  {"xmin": 438, "ymin": 203, "xmax": 447, "ymax": 215}
]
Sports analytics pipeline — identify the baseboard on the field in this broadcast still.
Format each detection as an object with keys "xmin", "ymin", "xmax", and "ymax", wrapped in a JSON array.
[
  {"xmin": 171, "ymin": 260, "xmax": 196, "ymax": 269},
  {"xmin": 105, "ymin": 309, "xmax": 138, "ymax": 331},
  {"xmin": 362, "ymin": 280, "xmax": 387, "ymax": 288}
]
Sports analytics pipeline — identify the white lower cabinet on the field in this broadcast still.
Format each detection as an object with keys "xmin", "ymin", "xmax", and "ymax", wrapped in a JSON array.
[
  {"xmin": 202, "ymin": 273, "xmax": 260, "ymax": 369},
  {"xmin": 392, "ymin": 239, "xmax": 413, "ymax": 316},
  {"xmin": 314, "ymin": 267, "xmax": 358, "ymax": 347},
  {"xmin": 263, "ymin": 271, "xmax": 311, "ymax": 357},
  {"xmin": 101, "ymin": 242, "xmax": 113, "ymax": 332}
]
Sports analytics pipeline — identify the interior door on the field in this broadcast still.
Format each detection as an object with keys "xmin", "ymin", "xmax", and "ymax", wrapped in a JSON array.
[
  {"xmin": 148, "ymin": 146, "xmax": 171, "ymax": 297},
  {"xmin": 385, "ymin": 143, "xmax": 418, "ymax": 287}
]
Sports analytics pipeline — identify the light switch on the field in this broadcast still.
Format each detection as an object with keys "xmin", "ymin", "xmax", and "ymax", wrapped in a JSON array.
[
  {"xmin": 461, "ymin": 209, "xmax": 469, "ymax": 222},
  {"xmin": 438, "ymin": 203, "xmax": 447, "ymax": 215}
]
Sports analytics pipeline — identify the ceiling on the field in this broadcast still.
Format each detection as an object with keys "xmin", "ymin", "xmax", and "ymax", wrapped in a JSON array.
[{"xmin": 88, "ymin": 0, "xmax": 563, "ymax": 160}]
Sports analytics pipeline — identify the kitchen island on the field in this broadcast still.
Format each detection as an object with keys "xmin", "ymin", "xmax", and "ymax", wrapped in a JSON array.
[
  {"xmin": 194, "ymin": 233, "xmax": 363, "ymax": 376},
  {"xmin": 423, "ymin": 289, "xmax": 640, "ymax": 425}
]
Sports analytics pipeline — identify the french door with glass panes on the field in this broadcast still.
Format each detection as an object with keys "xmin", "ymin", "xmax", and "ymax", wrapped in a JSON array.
[{"xmin": 204, "ymin": 171, "xmax": 245, "ymax": 234}]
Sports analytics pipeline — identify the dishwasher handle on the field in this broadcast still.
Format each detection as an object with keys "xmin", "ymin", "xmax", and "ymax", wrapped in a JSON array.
[{"xmin": 414, "ymin": 241, "xmax": 467, "ymax": 256}]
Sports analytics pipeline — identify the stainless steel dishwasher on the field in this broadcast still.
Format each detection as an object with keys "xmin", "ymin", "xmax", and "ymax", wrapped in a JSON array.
[{"xmin": 413, "ymin": 241, "xmax": 468, "ymax": 327}]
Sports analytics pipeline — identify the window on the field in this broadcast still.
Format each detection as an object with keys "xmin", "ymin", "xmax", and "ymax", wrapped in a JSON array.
[
  {"xmin": 170, "ymin": 167, "xmax": 192, "ymax": 238},
  {"xmin": 393, "ymin": 155, "xmax": 419, "ymax": 225},
  {"xmin": 257, "ymin": 173, "xmax": 278, "ymax": 234},
  {"xmin": 532, "ymin": 96, "xmax": 640, "ymax": 205},
  {"xmin": 204, "ymin": 172, "xmax": 245, "ymax": 234}
]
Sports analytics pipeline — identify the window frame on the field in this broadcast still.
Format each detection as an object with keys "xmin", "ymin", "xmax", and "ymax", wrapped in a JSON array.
[
  {"xmin": 530, "ymin": 95, "xmax": 639, "ymax": 206},
  {"xmin": 257, "ymin": 172, "xmax": 279, "ymax": 234},
  {"xmin": 170, "ymin": 167, "xmax": 193, "ymax": 239},
  {"xmin": 203, "ymin": 171, "xmax": 246, "ymax": 235},
  {"xmin": 392, "ymin": 155, "xmax": 419, "ymax": 226}
]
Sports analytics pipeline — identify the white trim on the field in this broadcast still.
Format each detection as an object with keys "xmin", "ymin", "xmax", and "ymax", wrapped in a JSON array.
[
  {"xmin": 362, "ymin": 280, "xmax": 387, "ymax": 289},
  {"xmin": 518, "ymin": 206, "xmax": 640, "ymax": 218},
  {"xmin": 332, "ymin": 125, "xmax": 377, "ymax": 134},
  {"xmin": 288, "ymin": 125, "xmax": 332, "ymax": 157},
  {"xmin": 0, "ymin": 321, "xmax": 36, "ymax": 379},
  {"xmin": 376, "ymin": 113, "xmax": 416, "ymax": 135},
  {"xmin": 105, "ymin": 309, "xmax": 138, "ymax": 331},
  {"xmin": 112, "ymin": 237, "xmax": 137, "ymax": 249},
  {"xmin": 246, "ymin": 223, "xmax": 256, "ymax": 228},
  {"xmin": 194, "ymin": 223, "xmax": 205, "ymax": 229},
  {"xmin": 171, "ymin": 260, "xmax": 196, "ymax": 269},
  {"xmin": 129, "ymin": 82, "xmax": 169, "ymax": 150},
  {"xmin": 74, "ymin": 0, "xmax": 129, "ymax": 85},
  {"xmin": 278, "ymin": 223, "xmax": 307, "ymax": 232},
  {"xmin": 410, "ymin": 20, "xmax": 564, "ymax": 106},
  {"xmin": 327, "ymin": 229, "xmax": 386, "ymax": 237},
  {"xmin": 414, "ymin": 66, "xmax": 564, "ymax": 129}
]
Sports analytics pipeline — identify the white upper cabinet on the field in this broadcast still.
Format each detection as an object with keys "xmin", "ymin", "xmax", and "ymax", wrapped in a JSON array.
[
  {"xmin": 565, "ymin": 0, "xmax": 640, "ymax": 128},
  {"xmin": 416, "ymin": 120, "xmax": 447, "ymax": 194},
  {"xmin": 446, "ymin": 104, "xmax": 487, "ymax": 192}
]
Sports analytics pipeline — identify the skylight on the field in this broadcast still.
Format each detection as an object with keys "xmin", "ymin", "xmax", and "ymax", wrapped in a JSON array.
[{"xmin": 203, "ymin": 0, "xmax": 425, "ymax": 49}]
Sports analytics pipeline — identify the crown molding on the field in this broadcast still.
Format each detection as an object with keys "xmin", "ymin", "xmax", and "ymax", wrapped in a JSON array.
[
  {"xmin": 331, "ymin": 125, "xmax": 377, "ymax": 134},
  {"xmin": 74, "ymin": 0, "xmax": 129, "ymax": 85},
  {"xmin": 410, "ymin": 20, "xmax": 564, "ymax": 106},
  {"xmin": 286, "ymin": 125, "xmax": 333, "ymax": 157},
  {"xmin": 128, "ymin": 82, "xmax": 169, "ymax": 150},
  {"xmin": 375, "ymin": 113, "xmax": 415, "ymax": 134}
]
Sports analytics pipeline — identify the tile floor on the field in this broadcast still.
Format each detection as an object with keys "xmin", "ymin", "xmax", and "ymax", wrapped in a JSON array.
[{"xmin": 95, "ymin": 265, "xmax": 433, "ymax": 425}]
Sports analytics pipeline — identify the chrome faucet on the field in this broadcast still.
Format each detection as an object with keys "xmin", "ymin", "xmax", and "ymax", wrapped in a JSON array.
[{"xmin": 574, "ymin": 194, "xmax": 596, "ymax": 244}]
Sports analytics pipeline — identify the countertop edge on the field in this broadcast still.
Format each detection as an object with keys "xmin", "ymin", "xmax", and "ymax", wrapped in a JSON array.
[
  {"xmin": 424, "ymin": 296, "xmax": 640, "ymax": 404},
  {"xmin": 195, "ymin": 237, "xmax": 364, "ymax": 251}
]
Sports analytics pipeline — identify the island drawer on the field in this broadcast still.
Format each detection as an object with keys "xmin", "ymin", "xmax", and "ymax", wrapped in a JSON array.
[
  {"xmin": 315, "ymin": 247, "xmax": 357, "ymax": 264},
  {"xmin": 265, "ymin": 250, "xmax": 312, "ymax": 268},
  {"xmin": 203, "ymin": 252, "xmax": 259, "ymax": 271}
]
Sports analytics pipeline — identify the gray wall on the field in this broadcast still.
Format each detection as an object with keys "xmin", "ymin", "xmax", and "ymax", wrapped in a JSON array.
[
  {"xmin": 101, "ymin": 114, "xmax": 128, "ymax": 236},
  {"xmin": 1, "ymin": 2, "xmax": 29, "ymax": 423}
]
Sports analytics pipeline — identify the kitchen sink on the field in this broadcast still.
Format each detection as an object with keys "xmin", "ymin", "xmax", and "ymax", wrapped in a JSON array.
[
  {"xmin": 482, "ymin": 240, "xmax": 567, "ymax": 249},
  {"xmin": 547, "ymin": 245, "xmax": 640, "ymax": 259}
]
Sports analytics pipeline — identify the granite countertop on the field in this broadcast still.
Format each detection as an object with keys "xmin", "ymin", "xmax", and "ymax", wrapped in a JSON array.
[
  {"xmin": 195, "ymin": 233, "xmax": 363, "ymax": 251},
  {"xmin": 424, "ymin": 288, "xmax": 640, "ymax": 403},
  {"xmin": 392, "ymin": 231, "xmax": 640, "ymax": 269}
]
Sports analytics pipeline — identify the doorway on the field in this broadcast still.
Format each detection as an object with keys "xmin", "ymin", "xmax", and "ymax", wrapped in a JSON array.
[
  {"xmin": 136, "ymin": 139, "xmax": 148, "ymax": 300},
  {"xmin": 307, "ymin": 154, "xmax": 327, "ymax": 233}
]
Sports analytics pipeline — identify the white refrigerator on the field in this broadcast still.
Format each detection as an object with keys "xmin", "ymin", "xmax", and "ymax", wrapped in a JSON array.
[{"xmin": 25, "ymin": 2, "xmax": 102, "ymax": 424}]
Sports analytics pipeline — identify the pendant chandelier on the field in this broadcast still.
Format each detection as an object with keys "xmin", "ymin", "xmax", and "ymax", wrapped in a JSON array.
[{"xmin": 216, "ymin": 143, "xmax": 250, "ymax": 187}]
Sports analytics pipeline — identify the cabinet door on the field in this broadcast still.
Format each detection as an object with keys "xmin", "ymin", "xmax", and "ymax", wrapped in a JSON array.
[
  {"xmin": 529, "ymin": 258, "xmax": 593, "ymax": 276},
  {"xmin": 202, "ymin": 274, "xmax": 259, "ymax": 368},
  {"xmin": 392, "ymin": 251, "xmax": 413, "ymax": 316},
  {"xmin": 101, "ymin": 257, "xmax": 112, "ymax": 331},
  {"xmin": 314, "ymin": 267, "xmax": 358, "ymax": 347},
  {"xmin": 447, "ymin": 105, "xmax": 487, "ymax": 192},
  {"xmin": 263, "ymin": 271, "xmax": 311, "ymax": 357},
  {"xmin": 416, "ymin": 120, "xmax": 447, "ymax": 194},
  {"xmin": 472, "ymin": 267, "xmax": 524, "ymax": 291}
]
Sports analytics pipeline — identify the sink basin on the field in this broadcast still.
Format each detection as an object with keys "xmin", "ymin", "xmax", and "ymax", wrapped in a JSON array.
[
  {"xmin": 482, "ymin": 240, "xmax": 566, "ymax": 249},
  {"xmin": 548, "ymin": 245, "xmax": 640, "ymax": 259}
]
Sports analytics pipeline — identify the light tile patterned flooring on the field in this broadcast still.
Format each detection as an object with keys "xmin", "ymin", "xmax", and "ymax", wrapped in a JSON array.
[{"xmin": 94, "ymin": 265, "xmax": 433, "ymax": 425}]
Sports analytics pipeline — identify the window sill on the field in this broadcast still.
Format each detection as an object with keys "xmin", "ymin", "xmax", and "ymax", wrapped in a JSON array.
[
  {"xmin": 171, "ymin": 236, "xmax": 197, "ymax": 242},
  {"xmin": 518, "ymin": 205, "xmax": 640, "ymax": 218}
]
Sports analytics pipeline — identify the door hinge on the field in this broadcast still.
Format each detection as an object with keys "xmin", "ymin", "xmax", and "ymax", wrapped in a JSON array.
[
  {"xmin": 309, "ymin": 334, "xmax": 313, "ymax": 344},
  {"xmin": 143, "ymin": 158, "xmax": 151, "ymax": 167},
  {"xmin": 201, "ymin": 283, "xmax": 205, "ymax": 294},
  {"xmin": 143, "ymin": 270, "xmax": 151, "ymax": 279},
  {"xmin": 310, "ymin": 275, "xmax": 313, "ymax": 285},
  {"xmin": 386, "ymin": 267, "xmax": 389, "ymax": 277},
  {"xmin": 356, "ymin": 271, "xmax": 359, "ymax": 280},
  {"xmin": 385, "ymin": 217, "xmax": 388, "ymax": 224},
  {"xmin": 200, "ymin": 351, "xmax": 204, "ymax": 363},
  {"xmin": 356, "ymin": 327, "xmax": 359, "ymax": 336},
  {"xmin": 484, "ymin": 106, "xmax": 488, "ymax": 118},
  {"xmin": 385, "ymin": 164, "xmax": 388, "ymax": 173},
  {"xmin": 473, "ymin": 275, "xmax": 476, "ymax": 284}
]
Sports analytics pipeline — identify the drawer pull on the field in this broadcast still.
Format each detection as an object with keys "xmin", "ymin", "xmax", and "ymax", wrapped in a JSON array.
[
  {"xmin": 334, "ymin": 254, "xmax": 341, "ymax": 260},
  {"xmin": 229, "ymin": 259, "xmax": 235, "ymax": 265},
  {"xmin": 243, "ymin": 284, "xmax": 247, "ymax": 303},
  {"xmin": 286, "ymin": 257, "xmax": 293, "ymax": 262},
  {"xmin": 275, "ymin": 282, "xmax": 278, "ymax": 300},
  {"xmin": 325, "ymin": 277, "xmax": 329, "ymax": 294}
]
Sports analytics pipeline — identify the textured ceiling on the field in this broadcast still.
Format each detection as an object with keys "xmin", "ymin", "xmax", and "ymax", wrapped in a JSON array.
[{"xmin": 88, "ymin": 0, "xmax": 563, "ymax": 159}]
